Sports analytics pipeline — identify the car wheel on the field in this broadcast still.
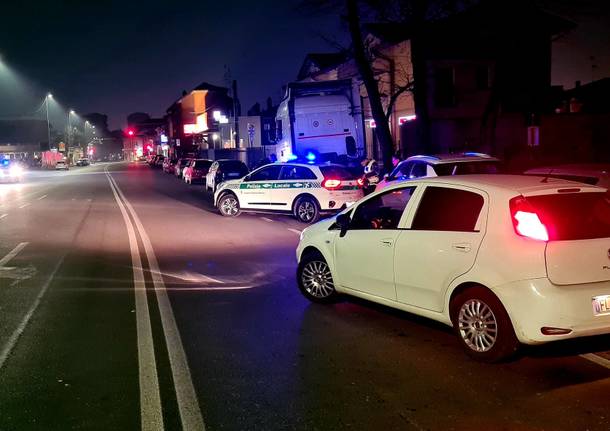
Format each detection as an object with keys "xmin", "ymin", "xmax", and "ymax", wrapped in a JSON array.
[
  {"xmin": 451, "ymin": 286, "xmax": 519, "ymax": 363},
  {"xmin": 218, "ymin": 194, "xmax": 241, "ymax": 217},
  {"xmin": 294, "ymin": 196, "xmax": 320, "ymax": 224},
  {"xmin": 297, "ymin": 251, "xmax": 338, "ymax": 303}
]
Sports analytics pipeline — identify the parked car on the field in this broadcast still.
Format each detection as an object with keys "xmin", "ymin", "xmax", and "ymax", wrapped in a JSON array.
[
  {"xmin": 215, "ymin": 163, "xmax": 363, "ymax": 223},
  {"xmin": 184, "ymin": 159, "xmax": 213, "ymax": 185},
  {"xmin": 205, "ymin": 159, "xmax": 249, "ymax": 192},
  {"xmin": 376, "ymin": 152, "xmax": 502, "ymax": 191},
  {"xmin": 75, "ymin": 158, "xmax": 90, "ymax": 166},
  {"xmin": 55, "ymin": 160, "xmax": 69, "ymax": 170},
  {"xmin": 179, "ymin": 158, "xmax": 194, "ymax": 179},
  {"xmin": 173, "ymin": 158, "xmax": 190, "ymax": 178},
  {"xmin": 163, "ymin": 158, "xmax": 177, "ymax": 174},
  {"xmin": 524, "ymin": 164, "xmax": 610, "ymax": 189},
  {"xmin": 296, "ymin": 174, "xmax": 610, "ymax": 362}
]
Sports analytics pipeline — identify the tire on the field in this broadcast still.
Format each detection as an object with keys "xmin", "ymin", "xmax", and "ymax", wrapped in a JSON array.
[
  {"xmin": 450, "ymin": 286, "xmax": 519, "ymax": 363},
  {"xmin": 294, "ymin": 196, "xmax": 320, "ymax": 224},
  {"xmin": 218, "ymin": 193, "xmax": 241, "ymax": 217},
  {"xmin": 297, "ymin": 251, "xmax": 338, "ymax": 303}
]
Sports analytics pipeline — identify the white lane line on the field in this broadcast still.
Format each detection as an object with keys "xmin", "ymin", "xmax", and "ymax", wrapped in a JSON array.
[
  {"xmin": 260, "ymin": 217, "xmax": 273, "ymax": 223},
  {"xmin": 17, "ymin": 203, "xmax": 30, "ymax": 209},
  {"xmin": 106, "ymin": 173, "xmax": 164, "ymax": 431},
  {"xmin": 0, "ymin": 214, "xmax": 7, "ymax": 220},
  {"xmin": 580, "ymin": 353, "xmax": 610, "ymax": 370},
  {"xmin": 0, "ymin": 254, "xmax": 65, "ymax": 370},
  {"xmin": 0, "ymin": 242, "xmax": 28, "ymax": 267},
  {"xmin": 107, "ymin": 171, "xmax": 205, "ymax": 431},
  {"xmin": 37, "ymin": 194, "xmax": 48, "ymax": 200},
  {"xmin": 287, "ymin": 228, "xmax": 302, "ymax": 235}
]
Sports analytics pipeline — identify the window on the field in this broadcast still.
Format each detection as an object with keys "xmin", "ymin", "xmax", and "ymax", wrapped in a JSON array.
[
  {"xmin": 434, "ymin": 161, "xmax": 502, "ymax": 176},
  {"xmin": 275, "ymin": 120, "xmax": 283, "ymax": 141},
  {"xmin": 280, "ymin": 165, "xmax": 317, "ymax": 180},
  {"xmin": 350, "ymin": 187, "xmax": 415, "ymax": 230},
  {"xmin": 247, "ymin": 165, "xmax": 281, "ymax": 182},
  {"xmin": 345, "ymin": 136, "xmax": 357, "ymax": 157},
  {"xmin": 475, "ymin": 65, "xmax": 490, "ymax": 90},
  {"xmin": 410, "ymin": 162, "xmax": 428, "ymax": 178},
  {"xmin": 194, "ymin": 160, "xmax": 212, "ymax": 169},
  {"xmin": 412, "ymin": 187, "xmax": 484, "ymax": 232},
  {"xmin": 389, "ymin": 161, "xmax": 413, "ymax": 181},
  {"xmin": 434, "ymin": 66, "xmax": 455, "ymax": 107},
  {"xmin": 320, "ymin": 166, "xmax": 357, "ymax": 180}
]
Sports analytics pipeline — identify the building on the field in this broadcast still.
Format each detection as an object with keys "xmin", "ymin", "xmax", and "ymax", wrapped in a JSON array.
[{"xmin": 0, "ymin": 118, "xmax": 48, "ymax": 161}]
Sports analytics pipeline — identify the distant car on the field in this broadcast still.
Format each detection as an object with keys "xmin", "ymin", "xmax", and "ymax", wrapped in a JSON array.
[
  {"xmin": 524, "ymin": 164, "xmax": 610, "ymax": 190},
  {"xmin": 174, "ymin": 158, "xmax": 191, "ymax": 178},
  {"xmin": 75, "ymin": 158, "xmax": 90, "ymax": 167},
  {"xmin": 376, "ymin": 152, "xmax": 502, "ymax": 191},
  {"xmin": 149, "ymin": 155, "xmax": 164, "ymax": 168},
  {"xmin": 0, "ymin": 160, "xmax": 24, "ymax": 182},
  {"xmin": 55, "ymin": 160, "xmax": 69, "ymax": 170},
  {"xmin": 297, "ymin": 174, "xmax": 610, "ymax": 362},
  {"xmin": 184, "ymin": 159, "xmax": 213, "ymax": 185},
  {"xmin": 205, "ymin": 159, "xmax": 249, "ymax": 192},
  {"xmin": 215, "ymin": 163, "xmax": 363, "ymax": 223}
]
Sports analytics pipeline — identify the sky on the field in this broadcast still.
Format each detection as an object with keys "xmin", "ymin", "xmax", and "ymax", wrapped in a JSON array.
[
  {"xmin": 0, "ymin": 0, "xmax": 346, "ymax": 129},
  {"xmin": 0, "ymin": 0, "xmax": 609, "ymax": 130}
]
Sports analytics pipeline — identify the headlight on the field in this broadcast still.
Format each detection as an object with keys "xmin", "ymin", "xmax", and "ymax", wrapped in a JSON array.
[{"xmin": 9, "ymin": 166, "xmax": 22, "ymax": 176}]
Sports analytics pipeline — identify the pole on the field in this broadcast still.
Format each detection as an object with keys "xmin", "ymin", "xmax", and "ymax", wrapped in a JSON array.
[{"xmin": 45, "ymin": 96, "xmax": 51, "ymax": 149}]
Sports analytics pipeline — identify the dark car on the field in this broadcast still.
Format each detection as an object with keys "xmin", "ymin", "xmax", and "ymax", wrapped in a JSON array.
[
  {"xmin": 205, "ymin": 159, "xmax": 249, "ymax": 192},
  {"xmin": 163, "ymin": 158, "xmax": 177, "ymax": 174},
  {"xmin": 75, "ymin": 158, "xmax": 90, "ymax": 166}
]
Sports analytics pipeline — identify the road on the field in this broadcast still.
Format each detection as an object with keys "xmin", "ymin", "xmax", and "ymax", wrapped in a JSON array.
[{"xmin": 0, "ymin": 161, "xmax": 610, "ymax": 431}]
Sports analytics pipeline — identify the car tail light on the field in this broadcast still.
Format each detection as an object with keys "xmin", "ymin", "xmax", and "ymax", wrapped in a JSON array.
[
  {"xmin": 357, "ymin": 178, "xmax": 364, "ymax": 187},
  {"xmin": 323, "ymin": 179, "xmax": 341, "ymax": 190},
  {"xmin": 509, "ymin": 197, "xmax": 549, "ymax": 241}
]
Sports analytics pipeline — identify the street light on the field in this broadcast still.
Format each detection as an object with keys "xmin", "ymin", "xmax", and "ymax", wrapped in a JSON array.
[{"xmin": 45, "ymin": 93, "xmax": 53, "ymax": 148}]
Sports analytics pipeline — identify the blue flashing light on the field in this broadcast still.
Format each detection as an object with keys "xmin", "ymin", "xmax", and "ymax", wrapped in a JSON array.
[
  {"xmin": 1, "ymin": 159, "xmax": 9, "ymax": 166},
  {"xmin": 287, "ymin": 154, "xmax": 298, "ymax": 161},
  {"xmin": 306, "ymin": 152, "xmax": 316, "ymax": 161}
]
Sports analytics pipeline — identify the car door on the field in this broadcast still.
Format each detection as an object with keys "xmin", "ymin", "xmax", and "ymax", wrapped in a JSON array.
[
  {"xmin": 274, "ymin": 165, "xmax": 318, "ymax": 210},
  {"xmin": 334, "ymin": 186, "xmax": 417, "ymax": 300},
  {"xmin": 394, "ymin": 185, "xmax": 487, "ymax": 312},
  {"xmin": 239, "ymin": 165, "xmax": 282, "ymax": 209}
]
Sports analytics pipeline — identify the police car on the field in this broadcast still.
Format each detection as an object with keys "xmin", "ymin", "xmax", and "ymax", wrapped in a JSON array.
[
  {"xmin": 0, "ymin": 159, "xmax": 24, "ymax": 183},
  {"xmin": 214, "ymin": 163, "xmax": 363, "ymax": 223}
]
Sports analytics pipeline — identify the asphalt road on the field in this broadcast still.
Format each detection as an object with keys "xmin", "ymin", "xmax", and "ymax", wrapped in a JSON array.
[{"xmin": 1, "ymin": 161, "xmax": 610, "ymax": 431}]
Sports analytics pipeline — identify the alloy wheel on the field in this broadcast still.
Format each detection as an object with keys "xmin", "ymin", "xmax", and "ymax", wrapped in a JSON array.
[
  {"xmin": 220, "ymin": 196, "xmax": 239, "ymax": 216},
  {"xmin": 457, "ymin": 299, "xmax": 498, "ymax": 353},
  {"xmin": 298, "ymin": 201, "xmax": 315, "ymax": 222},
  {"xmin": 301, "ymin": 260, "xmax": 334, "ymax": 298}
]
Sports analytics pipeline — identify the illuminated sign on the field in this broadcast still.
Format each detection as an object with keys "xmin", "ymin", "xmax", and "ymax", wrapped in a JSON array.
[
  {"xmin": 184, "ymin": 124, "xmax": 197, "ymax": 134},
  {"xmin": 160, "ymin": 134, "xmax": 168, "ymax": 143},
  {"xmin": 398, "ymin": 115, "xmax": 416, "ymax": 125}
]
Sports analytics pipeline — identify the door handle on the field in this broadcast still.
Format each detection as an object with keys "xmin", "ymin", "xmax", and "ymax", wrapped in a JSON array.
[
  {"xmin": 452, "ymin": 243, "xmax": 472, "ymax": 252},
  {"xmin": 380, "ymin": 239, "xmax": 394, "ymax": 247}
]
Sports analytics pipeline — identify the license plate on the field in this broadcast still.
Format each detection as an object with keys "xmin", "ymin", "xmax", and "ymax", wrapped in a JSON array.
[{"xmin": 592, "ymin": 295, "xmax": 610, "ymax": 316}]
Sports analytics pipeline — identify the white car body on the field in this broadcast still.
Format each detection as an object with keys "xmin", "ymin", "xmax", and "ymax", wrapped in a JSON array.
[
  {"xmin": 214, "ymin": 163, "xmax": 363, "ymax": 221},
  {"xmin": 55, "ymin": 161, "xmax": 69, "ymax": 170},
  {"xmin": 524, "ymin": 164, "xmax": 610, "ymax": 190},
  {"xmin": 297, "ymin": 174, "xmax": 610, "ymax": 357},
  {"xmin": 376, "ymin": 153, "xmax": 501, "ymax": 191}
]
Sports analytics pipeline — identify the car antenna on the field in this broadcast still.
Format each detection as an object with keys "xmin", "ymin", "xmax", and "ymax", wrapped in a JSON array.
[{"xmin": 541, "ymin": 168, "xmax": 554, "ymax": 183}]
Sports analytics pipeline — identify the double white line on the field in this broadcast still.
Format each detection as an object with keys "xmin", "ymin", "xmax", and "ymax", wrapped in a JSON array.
[{"xmin": 106, "ymin": 169, "xmax": 205, "ymax": 431}]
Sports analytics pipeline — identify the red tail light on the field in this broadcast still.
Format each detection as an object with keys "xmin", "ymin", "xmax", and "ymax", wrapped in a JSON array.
[
  {"xmin": 322, "ymin": 179, "xmax": 342, "ymax": 190},
  {"xmin": 509, "ymin": 197, "xmax": 549, "ymax": 241},
  {"xmin": 357, "ymin": 178, "xmax": 364, "ymax": 187}
]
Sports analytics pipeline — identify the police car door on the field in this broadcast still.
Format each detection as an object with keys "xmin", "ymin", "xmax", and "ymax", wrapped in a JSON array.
[
  {"xmin": 274, "ymin": 165, "xmax": 319, "ymax": 210},
  {"xmin": 239, "ymin": 165, "xmax": 282, "ymax": 209}
]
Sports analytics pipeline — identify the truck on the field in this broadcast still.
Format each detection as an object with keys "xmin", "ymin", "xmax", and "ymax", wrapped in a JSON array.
[{"xmin": 274, "ymin": 79, "xmax": 365, "ymax": 164}]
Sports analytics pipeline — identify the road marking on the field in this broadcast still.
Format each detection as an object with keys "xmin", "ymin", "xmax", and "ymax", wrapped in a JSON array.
[
  {"xmin": 17, "ymin": 203, "xmax": 30, "ymax": 209},
  {"xmin": 0, "ymin": 242, "xmax": 28, "ymax": 267},
  {"xmin": 0, "ymin": 255, "xmax": 64, "ymax": 371},
  {"xmin": 260, "ymin": 217, "xmax": 273, "ymax": 223},
  {"xmin": 287, "ymin": 228, "xmax": 302, "ymax": 235},
  {"xmin": 107, "ymin": 170, "xmax": 205, "ymax": 431},
  {"xmin": 581, "ymin": 353, "xmax": 610, "ymax": 370},
  {"xmin": 37, "ymin": 194, "xmax": 47, "ymax": 200},
  {"xmin": 106, "ymin": 173, "xmax": 164, "ymax": 431},
  {"xmin": 71, "ymin": 198, "xmax": 76, "ymax": 201},
  {"xmin": 0, "ymin": 214, "xmax": 7, "ymax": 220}
]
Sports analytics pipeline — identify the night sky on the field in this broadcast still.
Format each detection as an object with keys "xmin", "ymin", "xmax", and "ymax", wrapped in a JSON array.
[{"xmin": 1, "ymin": 0, "xmax": 608, "ymax": 129}]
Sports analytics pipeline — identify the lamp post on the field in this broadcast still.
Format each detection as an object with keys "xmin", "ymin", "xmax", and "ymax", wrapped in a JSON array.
[{"xmin": 45, "ymin": 93, "xmax": 52, "ymax": 148}]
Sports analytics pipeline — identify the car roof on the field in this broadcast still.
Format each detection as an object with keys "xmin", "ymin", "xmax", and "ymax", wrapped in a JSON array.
[
  {"xmin": 387, "ymin": 174, "xmax": 604, "ymax": 195},
  {"xmin": 405, "ymin": 152, "xmax": 499, "ymax": 165},
  {"xmin": 524, "ymin": 163, "xmax": 610, "ymax": 177}
]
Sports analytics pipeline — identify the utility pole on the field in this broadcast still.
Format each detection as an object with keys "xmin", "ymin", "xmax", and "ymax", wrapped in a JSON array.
[{"xmin": 46, "ymin": 93, "xmax": 52, "ymax": 149}]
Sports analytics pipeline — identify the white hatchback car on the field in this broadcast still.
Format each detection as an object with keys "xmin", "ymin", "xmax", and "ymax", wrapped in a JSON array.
[
  {"xmin": 376, "ymin": 152, "xmax": 501, "ymax": 191},
  {"xmin": 296, "ymin": 175, "xmax": 610, "ymax": 362},
  {"xmin": 215, "ymin": 163, "xmax": 363, "ymax": 223}
]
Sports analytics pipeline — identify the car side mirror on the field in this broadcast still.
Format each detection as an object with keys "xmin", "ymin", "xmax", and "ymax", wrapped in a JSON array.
[{"xmin": 336, "ymin": 213, "xmax": 350, "ymax": 237}]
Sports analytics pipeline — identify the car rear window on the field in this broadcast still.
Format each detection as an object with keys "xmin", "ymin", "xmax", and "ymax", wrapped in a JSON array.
[
  {"xmin": 526, "ymin": 192, "xmax": 610, "ymax": 240},
  {"xmin": 194, "ymin": 160, "xmax": 212, "ymax": 169},
  {"xmin": 320, "ymin": 166, "xmax": 357, "ymax": 180},
  {"xmin": 221, "ymin": 161, "xmax": 247, "ymax": 171},
  {"xmin": 434, "ymin": 161, "xmax": 501, "ymax": 176}
]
